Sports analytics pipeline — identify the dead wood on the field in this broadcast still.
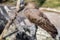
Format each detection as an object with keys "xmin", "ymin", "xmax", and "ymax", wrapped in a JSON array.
[{"xmin": 0, "ymin": 11, "xmax": 18, "ymax": 40}]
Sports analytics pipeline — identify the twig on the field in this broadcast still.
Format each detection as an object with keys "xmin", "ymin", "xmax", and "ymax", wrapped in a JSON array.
[{"xmin": 0, "ymin": 11, "xmax": 18, "ymax": 40}]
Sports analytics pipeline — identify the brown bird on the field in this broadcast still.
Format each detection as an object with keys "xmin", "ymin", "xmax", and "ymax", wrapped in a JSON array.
[{"xmin": 24, "ymin": 2, "xmax": 58, "ymax": 39}]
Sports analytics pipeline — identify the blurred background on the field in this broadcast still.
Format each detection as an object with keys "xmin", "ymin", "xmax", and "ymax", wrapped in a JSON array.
[{"xmin": 0, "ymin": 0, "xmax": 60, "ymax": 9}]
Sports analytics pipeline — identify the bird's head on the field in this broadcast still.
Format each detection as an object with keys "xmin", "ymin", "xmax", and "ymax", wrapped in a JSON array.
[{"xmin": 25, "ymin": 2, "xmax": 37, "ymax": 9}]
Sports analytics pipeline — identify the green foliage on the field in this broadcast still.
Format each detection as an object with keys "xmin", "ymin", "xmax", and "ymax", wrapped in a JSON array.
[
  {"xmin": 35, "ymin": 0, "xmax": 46, "ymax": 7},
  {"xmin": 1, "ymin": 0, "xmax": 60, "ymax": 8},
  {"xmin": 25, "ymin": 0, "xmax": 60, "ymax": 8},
  {"xmin": 42, "ymin": 0, "xmax": 60, "ymax": 8},
  {"xmin": 36, "ymin": 0, "xmax": 60, "ymax": 8}
]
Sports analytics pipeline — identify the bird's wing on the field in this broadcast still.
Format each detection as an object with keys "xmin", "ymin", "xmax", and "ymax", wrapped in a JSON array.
[{"xmin": 24, "ymin": 8, "xmax": 58, "ymax": 38}]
